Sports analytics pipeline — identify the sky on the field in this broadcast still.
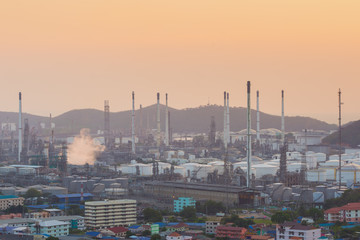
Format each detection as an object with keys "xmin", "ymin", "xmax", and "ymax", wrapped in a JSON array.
[{"xmin": 0, "ymin": 0, "xmax": 359, "ymax": 124}]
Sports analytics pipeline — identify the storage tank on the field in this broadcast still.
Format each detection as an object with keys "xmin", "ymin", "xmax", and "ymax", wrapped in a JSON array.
[
  {"xmin": 252, "ymin": 164, "xmax": 277, "ymax": 178},
  {"xmin": 100, "ymin": 179, "xmax": 117, "ymax": 188},
  {"xmin": 86, "ymin": 179, "xmax": 96, "ymax": 191},
  {"xmin": 173, "ymin": 166, "xmax": 186, "ymax": 177},
  {"xmin": 313, "ymin": 192, "xmax": 324, "ymax": 203},
  {"xmin": 307, "ymin": 169, "xmax": 326, "ymax": 182},
  {"xmin": 287, "ymin": 163, "xmax": 302, "ymax": 173},
  {"xmin": 115, "ymin": 178, "xmax": 129, "ymax": 188},
  {"xmin": 336, "ymin": 163, "xmax": 360, "ymax": 183},
  {"xmin": 282, "ymin": 187, "xmax": 292, "ymax": 201},
  {"xmin": 325, "ymin": 187, "xmax": 338, "ymax": 200},
  {"xmin": 157, "ymin": 162, "xmax": 171, "ymax": 174},
  {"xmin": 0, "ymin": 166, "xmax": 16, "ymax": 174},
  {"xmin": 315, "ymin": 185, "xmax": 327, "ymax": 193},
  {"xmin": 63, "ymin": 176, "xmax": 75, "ymax": 188},
  {"xmin": 319, "ymin": 166, "xmax": 337, "ymax": 181},
  {"xmin": 271, "ymin": 183, "xmax": 285, "ymax": 201},
  {"xmin": 299, "ymin": 189, "xmax": 313, "ymax": 203},
  {"xmin": 18, "ymin": 168, "xmax": 36, "ymax": 175}
]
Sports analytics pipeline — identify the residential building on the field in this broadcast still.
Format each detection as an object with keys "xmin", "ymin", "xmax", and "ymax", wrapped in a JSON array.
[
  {"xmin": 205, "ymin": 221, "xmax": 220, "ymax": 235},
  {"xmin": 215, "ymin": 225, "xmax": 247, "ymax": 239},
  {"xmin": 167, "ymin": 223, "xmax": 190, "ymax": 233},
  {"xmin": 324, "ymin": 202, "xmax": 360, "ymax": 223},
  {"xmin": 166, "ymin": 232, "xmax": 192, "ymax": 240},
  {"xmin": 45, "ymin": 215, "xmax": 85, "ymax": 230},
  {"xmin": 174, "ymin": 197, "xmax": 196, "ymax": 212},
  {"xmin": 0, "ymin": 195, "xmax": 24, "ymax": 210},
  {"xmin": 85, "ymin": 199, "xmax": 136, "ymax": 229},
  {"xmin": 276, "ymin": 221, "xmax": 321, "ymax": 240},
  {"xmin": 151, "ymin": 224, "xmax": 160, "ymax": 235},
  {"xmin": 30, "ymin": 220, "xmax": 70, "ymax": 237}
]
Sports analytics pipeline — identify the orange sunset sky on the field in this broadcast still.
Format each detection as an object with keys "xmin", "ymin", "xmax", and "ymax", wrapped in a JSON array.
[{"xmin": 0, "ymin": 0, "xmax": 359, "ymax": 124}]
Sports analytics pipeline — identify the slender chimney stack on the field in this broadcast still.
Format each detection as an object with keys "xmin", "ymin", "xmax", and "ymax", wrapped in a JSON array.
[
  {"xmin": 247, "ymin": 82, "xmax": 252, "ymax": 188},
  {"xmin": 281, "ymin": 90, "xmax": 285, "ymax": 142},
  {"xmin": 80, "ymin": 182, "xmax": 84, "ymax": 202},
  {"xmin": 165, "ymin": 93, "xmax": 169, "ymax": 146},
  {"xmin": 18, "ymin": 92, "xmax": 22, "ymax": 162},
  {"xmin": 157, "ymin": 93, "xmax": 161, "ymax": 147},
  {"xmin": 256, "ymin": 90, "xmax": 260, "ymax": 141},
  {"xmin": 131, "ymin": 91, "xmax": 136, "ymax": 154},
  {"xmin": 223, "ymin": 91, "xmax": 227, "ymax": 150},
  {"xmin": 227, "ymin": 92, "xmax": 230, "ymax": 144}
]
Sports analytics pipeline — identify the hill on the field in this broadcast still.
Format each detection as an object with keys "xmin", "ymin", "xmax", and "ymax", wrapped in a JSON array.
[
  {"xmin": 322, "ymin": 120, "xmax": 360, "ymax": 148},
  {"xmin": 0, "ymin": 105, "xmax": 337, "ymax": 136}
]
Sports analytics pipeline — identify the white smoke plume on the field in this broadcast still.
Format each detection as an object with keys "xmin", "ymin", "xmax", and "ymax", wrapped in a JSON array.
[{"xmin": 67, "ymin": 128, "xmax": 105, "ymax": 165}]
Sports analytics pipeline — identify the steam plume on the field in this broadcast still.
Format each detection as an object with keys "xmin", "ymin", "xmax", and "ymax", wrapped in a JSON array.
[{"xmin": 67, "ymin": 128, "xmax": 105, "ymax": 165}]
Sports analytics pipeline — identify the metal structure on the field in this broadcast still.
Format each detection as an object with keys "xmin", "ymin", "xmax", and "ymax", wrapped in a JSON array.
[
  {"xmin": 209, "ymin": 116, "xmax": 216, "ymax": 147},
  {"xmin": 22, "ymin": 118, "xmax": 29, "ymax": 163},
  {"xmin": 246, "ymin": 81, "xmax": 252, "ymax": 188},
  {"xmin": 131, "ymin": 92, "xmax": 135, "ymax": 154},
  {"xmin": 165, "ymin": 93, "xmax": 169, "ymax": 146},
  {"xmin": 279, "ymin": 143, "xmax": 288, "ymax": 183},
  {"xmin": 18, "ymin": 92, "xmax": 22, "ymax": 162},
  {"xmin": 104, "ymin": 100, "xmax": 110, "ymax": 149}
]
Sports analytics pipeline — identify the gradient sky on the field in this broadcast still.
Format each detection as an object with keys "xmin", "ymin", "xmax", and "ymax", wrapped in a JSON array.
[{"xmin": 0, "ymin": 0, "xmax": 359, "ymax": 124}]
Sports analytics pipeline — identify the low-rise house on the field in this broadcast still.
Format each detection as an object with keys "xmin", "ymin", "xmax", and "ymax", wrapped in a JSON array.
[
  {"xmin": 167, "ymin": 223, "xmax": 190, "ymax": 232},
  {"xmin": 107, "ymin": 226, "xmax": 128, "ymax": 237},
  {"xmin": 166, "ymin": 232, "xmax": 192, "ymax": 240},
  {"xmin": 215, "ymin": 225, "xmax": 247, "ymax": 239},
  {"xmin": 276, "ymin": 221, "xmax": 321, "ymax": 240},
  {"xmin": 324, "ymin": 202, "xmax": 360, "ymax": 223}
]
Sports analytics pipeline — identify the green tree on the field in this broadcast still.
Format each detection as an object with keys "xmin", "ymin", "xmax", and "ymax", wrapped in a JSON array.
[
  {"xmin": 221, "ymin": 215, "xmax": 254, "ymax": 228},
  {"xmin": 5, "ymin": 205, "xmax": 28, "ymax": 214},
  {"xmin": 46, "ymin": 237, "xmax": 59, "ymax": 240},
  {"xmin": 196, "ymin": 200, "xmax": 225, "ymax": 215},
  {"xmin": 67, "ymin": 205, "xmax": 84, "ymax": 216},
  {"xmin": 126, "ymin": 231, "xmax": 133, "ymax": 238},
  {"xmin": 25, "ymin": 188, "xmax": 42, "ymax": 198},
  {"xmin": 180, "ymin": 206, "xmax": 197, "ymax": 221},
  {"xmin": 307, "ymin": 208, "xmax": 324, "ymax": 222},
  {"xmin": 143, "ymin": 208, "xmax": 163, "ymax": 223},
  {"xmin": 271, "ymin": 211, "xmax": 296, "ymax": 224},
  {"xmin": 151, "ymin": 234, "xmax": 161, "ymax": 240},
  {"xmin": 142, "ymin": 230, "xmax": 151, "ymax": 236}
]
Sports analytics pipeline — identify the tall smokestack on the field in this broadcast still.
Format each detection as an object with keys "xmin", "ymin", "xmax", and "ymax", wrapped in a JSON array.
[
  {"xmin": 247, "ymin": 82, "xmax": 252, "ymax": 188},
  {"xmin": 165, "ymin": 93, "xmax": 169, "ymax": 146},
  {"xmin": 131, "ymin": 91, "xmax": 136, "ymax": 154},
  {"xmin": 157, "ymin": 93, "xmax": 161, "ymax": 147},
  {"xmin": 227, "ymin": 92, "xmax": 230, "ymax": 144},
  {"xmin": 256, "ymin": 90, "xmax": 260, "ymax": 141},
  {"xmin": 139, "ymin": 104, "xmax": 143, "ymax": 140},
  {"xmin": 281, "ymin": 90, "xmax": 285, "ymax": 142},
  {"xmin": 223, "ymin": 91, "xmax": 227, "ymax": 150},
  {"xmin": 18, "ymin": 92, "xmax": 22, "ymax": 162}
]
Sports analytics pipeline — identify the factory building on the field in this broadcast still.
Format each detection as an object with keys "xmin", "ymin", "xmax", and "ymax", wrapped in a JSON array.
[
  {"xmin": 144, "ymin": 181, "xmax": 262, "ymax": 207},
  {"xmin": 85, "ymin": 199, "xmax": 136, "ymax": 229}
]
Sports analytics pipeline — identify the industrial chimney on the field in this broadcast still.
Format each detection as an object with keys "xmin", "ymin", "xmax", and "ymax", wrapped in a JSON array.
[
  {"xmin": 157, "ymin": 93, "xmax": 161, "ymax": 147},
  {"xmin": 18, "ymin": 92, "xmax": 22, "ymax": 162},
  {"xmin": 247, "ymin": 82, "xmax": 252, "ymax": 188},
  {"xmin": 131, "ymin": 91, "xmax": 136, "ymax": 154},
  {"xmin": 256, "ymin": 90, "xmax": 260, "ymax": 141},
  {"xmin": 281, "ymin": 90, "xmax": 285, "ymax": 142},
  {"xmin": 165, "ymin": 93, "xmax": 169, "ymax": 146},
  {"xmin": 227, "ymin": 92, "xmax": 230, "ymax": 144},
  {"xmin": 223, "ymin": 91, "xmax": 227, "ymax": 150}
]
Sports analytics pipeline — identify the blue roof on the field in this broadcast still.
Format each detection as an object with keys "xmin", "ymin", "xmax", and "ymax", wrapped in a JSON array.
[
  {"xmin": 55, "ymin": 193, "xmax": 93, "ymax": 198},
  {"xmin": 154, "ymin": 222, "xmax": 166, "ymax": 228},
  {"xmin": 27, "ymin": 203, "xmax": 84, "ymax": 210},
  {"xmin": 86, "ymin": 232, "xmax": 101, "ymax": 237},
  {"xmin": 129, "ymin": 225, "xmax": 140, "ymax": 229},
  {"xmin": 167, "ymin": 222, "xmax": 205, "ymax": 227},
  {"xmin": 0, "ymin": 195, "xmax": 19, "ymax": 199},
  {"xmin": 319, "ymin": 223, "xmax": 335, "ymax": 227}
]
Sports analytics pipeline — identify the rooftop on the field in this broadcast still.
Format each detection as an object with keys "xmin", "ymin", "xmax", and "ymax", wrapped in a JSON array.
[
  {"xmin": 85, "ymin": 199, "xmax": 136, "ymax": 206},
  {"xmin": 0, "ymin": 195, "xmax": 19, "ymax": 199}
]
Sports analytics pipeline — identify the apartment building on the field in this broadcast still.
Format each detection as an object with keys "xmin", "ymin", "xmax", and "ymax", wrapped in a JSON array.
[
  {"xmin": 30, "ymin": 220, "xmax": 70, "ymax": 237},
  {"xmin": 174, "ymin": 197, "xmax": 196, "ymax": 212},
  {"xmin": 0, "ymin": 195, "xmax": 24, "ymax": 210},
  {"xmin": 85, "ymin": 199, "xmax": 136, "ymax": 229},
  {"xmin": 205, "ymin": 221, "xmax": 220, "ymax": 235},
  {"xmin": 276, "ymin": 221, "xmax": 321, "ymax": 240},
  {"xmin": 324, "ymin": 202, "xmax": 360, "ymax": 223}
]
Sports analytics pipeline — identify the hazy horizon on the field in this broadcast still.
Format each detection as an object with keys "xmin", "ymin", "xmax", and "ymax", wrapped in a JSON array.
[{"xmin": 1, "ymin": 1, "xmax": 359, "ymax": 125}]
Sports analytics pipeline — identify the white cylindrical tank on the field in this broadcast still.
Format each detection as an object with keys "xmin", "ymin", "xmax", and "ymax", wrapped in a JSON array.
[
  {"xmin": 313, "ymin": 192, "xmax": 325, "ymax": 203},
  {"xmin": 252, "ymin": 164, "xmax": 277, "ymax": 178},
  {"xmin": 18, "ymin": 168, "xmax": 36, "ymax": 175},
  {"xmin": 173, "ymin": 166, "xmax": 186, "ymax": 177},
  {"xmin": 287, "ymin": 163, "xmax": 302, "ymax": 172},
  {"xmin": 157, "ymin": 162, "xmax": 171, "ymax": 174},
  {"xmin": 0, "ymin": 166, "xmax": 16, "ymax": 174},
  {"xmin": 307, "ymin": 169, "xmax": 326, "ymax": 182},
  {"xmin": 336, "ymin": 163, "xmax": 360, "ymax": 183}
]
